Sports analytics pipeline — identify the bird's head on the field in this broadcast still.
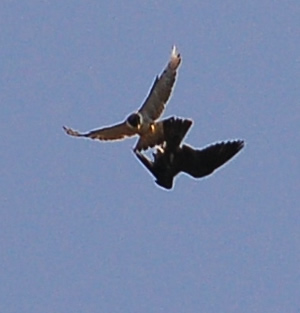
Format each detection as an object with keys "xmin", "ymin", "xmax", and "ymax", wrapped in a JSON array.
[{"xmin": 126, "ymin": 113, "xmax": 142, "ymax": 130}]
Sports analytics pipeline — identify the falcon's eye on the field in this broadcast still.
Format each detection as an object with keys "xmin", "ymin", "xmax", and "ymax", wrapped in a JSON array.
[{"xmin": 127, "ymin": 113, "xmax": 141, "ymax": 128}]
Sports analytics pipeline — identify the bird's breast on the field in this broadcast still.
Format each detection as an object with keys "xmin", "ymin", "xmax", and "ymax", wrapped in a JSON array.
[{"xmin": 138, "ymin": 122, "xmax": 154, "ymax": 135}]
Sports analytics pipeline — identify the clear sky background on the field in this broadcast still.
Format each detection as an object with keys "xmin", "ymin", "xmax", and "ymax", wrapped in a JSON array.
[{"xmin": 1, "ymin": 1, "xmax": 299, "ymax": 312}]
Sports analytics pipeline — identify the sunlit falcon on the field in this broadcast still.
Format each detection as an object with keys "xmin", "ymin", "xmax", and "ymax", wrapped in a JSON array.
[{"xmin": 63, "ymin": 46, "xmax": 181, "ymax": 151}]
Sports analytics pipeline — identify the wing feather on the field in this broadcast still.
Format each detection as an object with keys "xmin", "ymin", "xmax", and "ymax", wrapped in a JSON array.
[
  {"xmin": 180, "ymin": 141, "xmax": 245, "ymax": 177},
  {"xmin": 138, "ymin": 46, "xmax": 181, "ymax": 121},
  {"xmin": 63, "ymin": 121, "xmax": 136, "ymax": 141},
  {"xmin": 162, "ymin": 117, "xmax": 193, "ymax": 150}
]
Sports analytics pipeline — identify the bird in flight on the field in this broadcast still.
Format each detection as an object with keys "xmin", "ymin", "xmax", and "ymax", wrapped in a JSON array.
[
  {"xmin": 63, "ymin": 46, "xmax": 181, "ymax": 151},
  {"xmin": 135, "ymin": 117, "xmax": 245, "ymax": 189}
]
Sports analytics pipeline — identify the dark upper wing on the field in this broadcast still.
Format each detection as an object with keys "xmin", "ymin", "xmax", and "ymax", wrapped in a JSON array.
[
  {"xmin": 63, "ymin": 121, "xmax": 136, "ymax": 141},
  {"xmin": 179, "ymin": 140, "xmax": 245, "ymax": 178},
  {"xmin": 138, "ymin": 46, "xmax": 181, "ymax": 121},
  {"xmin": 162, "ymin": 117, "xmax": 193, "ymax": 151}
]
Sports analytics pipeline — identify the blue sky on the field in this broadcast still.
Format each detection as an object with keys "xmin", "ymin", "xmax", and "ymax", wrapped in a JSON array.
[{"xmin": 1, "ymin": 1, "xmax": 299, "ymax": 312}]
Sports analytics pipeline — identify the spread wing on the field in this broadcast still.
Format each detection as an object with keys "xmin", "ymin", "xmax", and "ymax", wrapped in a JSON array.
[
  {"xmin": 63, "ymin": 121, "xmax": 137, "ymax": 141},
  {"xmin": 134, "ymin": 120, "xmax": 165, "ymax": 151},
  {"xmin": 180, "ymin": 140, "xmax": 245, "ymax": 178},
  {"xmin": 162, "ymin": 117, "xmax": 193, "ymax": 151},
  {"xmin": 138, "ymin": 46, "xmax": 181, "ymax": 121}
]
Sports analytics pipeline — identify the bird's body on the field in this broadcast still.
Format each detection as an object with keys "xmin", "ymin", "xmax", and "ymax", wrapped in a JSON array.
[
  {"xmin": 135, "ymin": 117, "xmax": 245, "ymax": 189},
  {"xmin": 63, "ymin": 46, "xmax": 181, "ymax": 151}
]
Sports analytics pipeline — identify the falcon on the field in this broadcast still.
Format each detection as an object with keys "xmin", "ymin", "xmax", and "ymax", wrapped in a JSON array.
[
  {"xmin": 63, "ymin": 46, "xmax": 181, "ymax": 151},
  {"xmin": 135, "ymin": 117, "xmax": 245, "ymax": 189}
]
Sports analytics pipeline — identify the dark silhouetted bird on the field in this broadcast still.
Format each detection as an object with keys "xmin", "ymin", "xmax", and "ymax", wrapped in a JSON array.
[
  {"xmin": 63, "ymin": 46, "xmax": 181, "ymax": 151},
  {"xmin": 135, "ymin": 117, "xmax": 244, "ymax": 189}
]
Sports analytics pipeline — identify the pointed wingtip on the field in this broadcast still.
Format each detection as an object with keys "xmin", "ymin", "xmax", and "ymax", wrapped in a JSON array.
[
  {"xmin": 169, "ymin": 45, "xmax": 181, "ymax": 69},
  {"xmin": 171, "ymin": 45, "xmax": 179, "ymax": 57},
  {"xmin": 62, "ymin": 125, "xmax": 81, "ymax": 137}
]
